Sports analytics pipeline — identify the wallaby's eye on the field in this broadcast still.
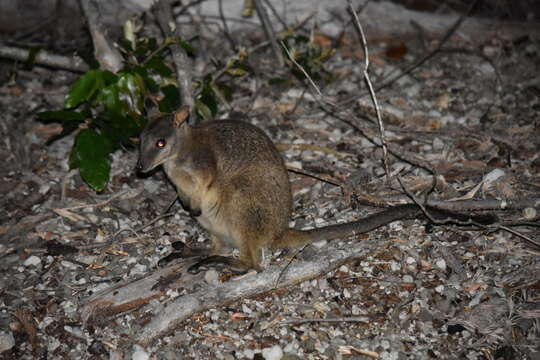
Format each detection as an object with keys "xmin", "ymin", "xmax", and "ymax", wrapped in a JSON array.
[{"xmin": 156, "ymin": 139, "xmax": 166, "ymax": 148}]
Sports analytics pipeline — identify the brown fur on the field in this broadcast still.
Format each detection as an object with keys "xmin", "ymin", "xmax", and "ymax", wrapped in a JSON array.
[{"xmin": 138, "ymin": 109, "xmax": 493, "ymax": 273}]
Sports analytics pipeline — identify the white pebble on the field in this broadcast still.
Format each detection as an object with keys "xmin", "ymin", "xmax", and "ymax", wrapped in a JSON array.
[
  {"xmin": 436, "ymin": 259, "xmax": 447, "ymax": 271},
  {"xmin": 132, "ymin": 345, "xmax": 149, "ymax": 360},
  {"xmin": 24, "ymin": 255, "xmax": 41, "ymax": 267},
  {"xmin": 204, "ymin": 269, "xmax": 219, "ymax": 284},
  {"xmin": 403, "ymin": 275, "xmax": 414, "ymax": 283},
  {"xmin": 0, "ymin": 332, "xmax": 15, "ymax": 352},
  {"xmin": 262, "ymin": 345, "xmax": 283, "ymax": 360}
]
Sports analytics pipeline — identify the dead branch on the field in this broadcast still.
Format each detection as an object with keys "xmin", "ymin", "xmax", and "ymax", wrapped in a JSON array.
[
  {"xmin": 79, "ymin": 0, "xmax": 123, "ymax": 72},
  {"xmin": 218, "ymin": 0, "xmax": 236, "ymax": 50},
  {"xmin": 347, "ymin": 2, "xmax": 390, "ymax": 179},
  {"xmin": 426, "ymin": 198, "xmax": 540, "ymax": 213},
  {"xmin": 81, "ymin": 244, "xmax": 371, "ymax": 345},
  {"xmin": 0, "ymin": 213, "xmax": 53, "ymax": 247},
  {"xmin": 253, "ymin": 0, "xmax": 284, "ymax": 67},
  {"xmin": 0, "ymin": 45, "xmax": 89, "ymax": 73},
  {"xmin": 153, "ymin": 0, "xmax": 195, "ymax": 120},
  {"xmin": 286, "ymin": 165, "xmax": 341, "ymax": 187}
]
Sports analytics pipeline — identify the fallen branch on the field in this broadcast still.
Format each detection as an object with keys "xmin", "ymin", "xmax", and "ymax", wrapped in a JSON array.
[
  {"xmin": 153, "ymin": 0, "xmax": 195, "ymax": 120},
  {"xmin": 0, "ymin": 213, "xmax": 53, "ymax": 246},
  {"xmin": 0, "ymin": 45, "xmax": 89, "ymax": 72},
  {"xmin": 79, "ymin": 0, "xmax": 123, "ymax": 72},
  {"xmin": 81, "ymin": 243, "xmax": 375, "ymax": 345}
]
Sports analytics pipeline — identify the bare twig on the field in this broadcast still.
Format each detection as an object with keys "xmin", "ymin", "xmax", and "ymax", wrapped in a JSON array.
[
  {"xmin": 286, "ymin": 165, "xmax": 341, "ymax": 187},
  {"xmin": 218, "ymin": 0, "xmax": 236, "ymax": 50},
  {"xmin": 276, "ymin": 143, "xmax": 353, "ymax": 158},
  {"xmin": 496, "ymin": 225, "xmax": 540, "ymax": 248},
  {"xmin": 253, "ymin": 0, "xmax": 284, "ymax": 67},
  {"xmin": 281, "ymin": 40, "xmax": 436, "ymax": 176},
  {"xmin": 77, "ymin": 212, "xmax": 176, "ymax": 251},
  {"xmin": 339, "ymin": 345, "xmax": 380, "ymax": 358},
  {"xmin": 0, "ymin": 45, "xmax": 89, "ymax": 72},
  {"xmin": 55, "ymin": 189, "xmax": 133, "ymax": 211},
  {"xmin": 262, "ymin": 0, "xmax": 287, "ymax": 30},
  {"xmin": 347, "ymin": 1, "xmax": 390, "ymax": 180},
  {"xmin": 397, "ymin": 176, "xmax": 540, "ymax": 247},
  {"xmin": 281, "ymin": 41, "xmax": 324, "ymax": 99},
  {"xmin": 281, "ymin": 316, "xmax": 370, "ymax": 325}
]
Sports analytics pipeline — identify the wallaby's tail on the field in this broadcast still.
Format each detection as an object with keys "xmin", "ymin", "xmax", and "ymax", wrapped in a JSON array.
[
  {"xmin": 275, "ymin": 204, "xmax": 497, "ymax": 248},
  {"xmin": 276, "ymin": 204, "xmax": 420, "ymax": 248}
]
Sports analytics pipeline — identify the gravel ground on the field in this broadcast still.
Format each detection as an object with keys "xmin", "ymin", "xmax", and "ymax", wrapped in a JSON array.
[{"xmin": 1, "ymin": 11, "xmax": 540, "ymax": 360}]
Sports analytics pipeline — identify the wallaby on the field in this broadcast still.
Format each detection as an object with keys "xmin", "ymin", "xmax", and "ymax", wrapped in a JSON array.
[{"xmin": 137, "ymin": 106, "xmax": 493, "ymax": 274}]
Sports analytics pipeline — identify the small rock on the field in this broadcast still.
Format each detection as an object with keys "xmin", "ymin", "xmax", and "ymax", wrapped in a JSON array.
[
  {"xmin": 242, "ymin": 304, "xmax": 252, "ymax": 314},
  {"xmin": 522, "ymin": 207, "xmax": 537, "ymax": 220},
  {"xmin": 482, "ymin": 169, "xmax": 504, "ymax": 190},
  {"xmin": 243, "ymin": 349, "xmax": 255, "ymax": 359},
  {"xmin": 0, "ymin": 332, "xmax": 15, "ymax": 353},
  {"xmin": 403, "ymin": 275, "xmax": 414, "ymax": 283},
  {"xmin": 262, "ymin": 345, "xmax": 283, "ymax": 360},
  {"xmin": 132, "ymin": 344, "xmax": 149, "ymax": 360},
  {"xmin": 435, "ymin": 259, "xmax": 447, "ymax": 271},
  {"xmin": 204, "ymin": 270, "xmax": 219, "ymax": 284},
  {"xmin": 23, "ymin": 255, "xmax": 41, "ymax": 267},
  {"xmin": 432, "ymin": 137, "xmax": 444, "ymax": 152}
]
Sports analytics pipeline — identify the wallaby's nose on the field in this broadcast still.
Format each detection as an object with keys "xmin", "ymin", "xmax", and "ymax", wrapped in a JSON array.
[{"xmin": 136, "ymin": 159, "xmax": 143, "ymax": 172}]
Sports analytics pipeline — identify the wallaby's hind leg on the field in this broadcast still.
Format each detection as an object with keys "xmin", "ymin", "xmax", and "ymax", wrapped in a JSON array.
[
  {"xmin": 187, "ymin": 233, "xmax": 263, "ymax": 274},
  {"xmin": 158, "ymin": 234, "xmax": 226, "ymax": 267},
  {"xmin": 187, "ymin": 255, "xmax": 251, "ymax": 274}
]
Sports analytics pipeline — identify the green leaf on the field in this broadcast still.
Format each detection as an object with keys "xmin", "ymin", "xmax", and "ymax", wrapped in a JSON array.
[
  {"xmin": 145, "ymin": 56, "xmax": 172, "ymax": 77},
  {"xmin": 117, "ymin": 38, "xmax": 134, "ymax": 53},
  {"xmin": 98, "ymin": 112, "xmax": 144, "ymax": 147},
  {"xmin": 294, "ymin": 35, "xmax": 309, "ymax": 43},
  {"xmin": 101, "ymin": 71, "xmax": 118, "ymax": 86},
  {"xmin": 178, "ymin": 40, "xmax": 197, "ymax": 57},
  {"xmin": 135, "ymin": 37, "xmax": 157, "ymax": 58},
  {"xmin": 159, "ymin": 84, "xmax": 180, "ymax": 113},
  {"xmin": 226, "ymin": 62, "xmax": 251, "ymax": 77},
  {"xmin": 64, "ymin": 70, "xmax": 104, "ymax": 109},
  {"xmin": 97, "ymin": 72, "xmax": 146, "ymax": 130},
  {"xmin": 269, "ymin": 77, "xmax": 287, "ymax": 86},
  {"xmin": 133, "ymin": 65, "xmax": 158, "ymax": 92},
  {"xmin": 117, "ymin": 72, "xmax": 145, "ymax": 118},
  {"xmin": 99, "ymin": 83, "xmax": 122, "ymax": 117},
  {"xmin": 70, "ymin": 129, "xmax": 113, "ymax": 192},
  {"xmin": 214, "ymin": 82, "xmax": 233, "ymax": 102},
  {"xmin": 195, "ymin": 99, "xmax": 213, "ymax": 122},
  {"xmin": 198, "ymin": 79, "xmax": 218, "ymax": 116},
  {"xmin": 37, "ymin": 110, "xmax": 86, "ymax": 123}
]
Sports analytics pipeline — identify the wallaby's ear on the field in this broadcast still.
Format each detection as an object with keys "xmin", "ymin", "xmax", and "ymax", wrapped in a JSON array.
[{"xmin": 173, "ymin": 105, "xmax": 190, "ymax": 128}]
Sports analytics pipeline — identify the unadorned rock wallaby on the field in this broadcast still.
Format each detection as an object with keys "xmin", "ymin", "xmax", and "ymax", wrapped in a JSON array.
[{"xmin": 137, "ymin": 106, "xmax": 494, "ymax": 274}]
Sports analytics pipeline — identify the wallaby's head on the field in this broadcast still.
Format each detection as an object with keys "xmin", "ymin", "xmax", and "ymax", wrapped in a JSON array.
[{"xmin": 137, "ymin": 106, "xmax": 190, "ymax": 173}]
